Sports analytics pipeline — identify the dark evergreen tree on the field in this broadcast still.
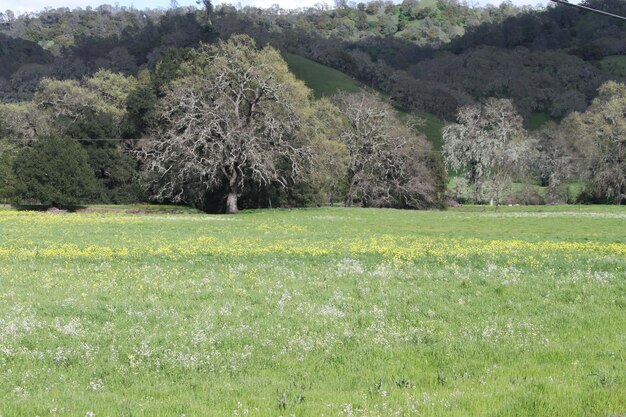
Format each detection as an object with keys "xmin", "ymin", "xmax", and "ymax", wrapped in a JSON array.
[{"xmin": 13, "ymin": 137, "xmax": 97, "ymax": 207}]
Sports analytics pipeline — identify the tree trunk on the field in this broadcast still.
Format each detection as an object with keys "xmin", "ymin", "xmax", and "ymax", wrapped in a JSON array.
[
  {"xmin": 345, "ymin": 173, "xmax": 357, "ymax": 207},
  {"xmin": 226, "ymin": 170, "xmax": 238, "ymax": 214}
]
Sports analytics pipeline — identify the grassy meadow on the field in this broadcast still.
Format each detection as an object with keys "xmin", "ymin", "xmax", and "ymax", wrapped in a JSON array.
[
  {"xmin": 285, "ymin": 54, "xmax": 361, "ymax": 99},
  {"xmin": 0, "ymin": 205, "xmax": 625, "ymax": 416}
]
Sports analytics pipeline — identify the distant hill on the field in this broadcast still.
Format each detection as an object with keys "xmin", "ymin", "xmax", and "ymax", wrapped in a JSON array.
[{"xmin": 0, "ymin": 0, "xmax": 624, "ymax": 122}]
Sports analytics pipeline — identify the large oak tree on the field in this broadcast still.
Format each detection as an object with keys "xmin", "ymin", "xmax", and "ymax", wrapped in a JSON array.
[
  {"xmin": 565, "ymin": 81, "xmax": 626, "ymax": 204},
  {"xmin": 335, "ymin": 91, "xmax": 441, "ymax": 209},
  {"xmin": 443, "ymin": 98, "xmax": 533, "ymax": 206},
  {"xmin": 138, "ymin": 35, "xmax": 313, "ymax": 213}
]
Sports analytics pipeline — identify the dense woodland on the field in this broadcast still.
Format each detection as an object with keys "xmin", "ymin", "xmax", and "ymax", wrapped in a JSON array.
[{"xmin": 0, "ymin": 0, "xmax": 624, "ymax": 211}]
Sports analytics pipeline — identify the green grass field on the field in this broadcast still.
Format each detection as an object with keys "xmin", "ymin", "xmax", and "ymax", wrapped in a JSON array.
[
  {"xmin": 416, "ymin": 112, "xmax": 445, "ymax": 150},
  {"xmin": 1, "ymin": 206, "xmax": 625, "ymax": 416},
  {"xmin": 285, "ymin": 53, "xmax": 361, "ymax": 99},
  {"xmin": 526, "ymin": 111, "xmax": 560, "ymax": 131}
]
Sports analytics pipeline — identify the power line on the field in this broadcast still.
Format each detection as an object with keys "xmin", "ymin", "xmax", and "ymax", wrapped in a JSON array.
[
  {"xmin": 73, "ymin": 138, "xmax": 143, "ymax": 141},
  {"xmin": 8, "ymin": 138, "xmax": 616, "ymax": 160},
  {"xmin": 549, "ymin": 0, "xmax": 626, "ymax": 21}
]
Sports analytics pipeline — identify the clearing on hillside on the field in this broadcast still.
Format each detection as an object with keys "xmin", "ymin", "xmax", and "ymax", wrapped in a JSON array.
[
  {"xmin": 285, "ymin": 53, "xmax": 361, "ymax": 98},
  {"xmin": 285, "ymin": 53, "xmax": 446, "ymax": 149}
]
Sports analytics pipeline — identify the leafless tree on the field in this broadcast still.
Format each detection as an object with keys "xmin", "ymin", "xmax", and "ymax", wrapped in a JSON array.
[
  {"xmin": 334, "ymin": 91, "xmax": 438, "ymax": 209},
  {"xmin": 137, "ymin": 35, "xmax": 313, "ymax": 213},
  {"xmin": 532, "ymin": 122, "xmax": 576, "ymax": 203},
  {"xmin": 443, "ymin": 98, "xmax": 533, "ymax": 207},
  {"xmin": 565, "ymin": 81, "xmax": 626, "ymax": 204}
]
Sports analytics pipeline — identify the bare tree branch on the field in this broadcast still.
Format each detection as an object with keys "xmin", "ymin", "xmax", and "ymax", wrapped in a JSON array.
[{"xmin": 136, "ymin": 35, "xmax": 313, "ymax": 213}]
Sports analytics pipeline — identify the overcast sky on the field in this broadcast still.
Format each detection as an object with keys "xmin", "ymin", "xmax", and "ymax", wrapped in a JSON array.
[{"xmin": 3, "ymin": 0, "xmax": 570, "ymax": 15}]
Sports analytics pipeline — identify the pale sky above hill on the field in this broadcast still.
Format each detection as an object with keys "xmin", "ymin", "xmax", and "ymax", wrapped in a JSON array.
[{"xmin": 3, "ymin": 0, "xmax": 578, "ymax": 15}]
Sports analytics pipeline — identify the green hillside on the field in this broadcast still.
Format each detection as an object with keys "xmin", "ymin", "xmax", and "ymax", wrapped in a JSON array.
[
  {"xmin": 286, "ymin": 53, "xmax": 445, "ymax": 149},
  {"xmin": 417, "ymin": 111, "xmax": 445, "ymax": 150},
  {"xmin": 285, "ymin": 53, "xmax": 360, "ymax": 98},
  {"xmin": 526, "ymin": 111, "xmax": 560, "ymax": 131}
]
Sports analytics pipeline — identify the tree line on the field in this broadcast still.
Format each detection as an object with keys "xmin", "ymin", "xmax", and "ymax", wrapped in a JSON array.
[
  {"xmin": 1, "ymin": 34, "xmax": 623, "ymax": 211},
  {"xmin": 0, "ymin": 1, "xmax": 624, "ymax": 209},
  {"xmin": 443, "ymin": 88, "xmax": 626, "ymax": 206},
  {"xmin": 0, "ymin": 35, "xmax": 446, "ymax": 212}
]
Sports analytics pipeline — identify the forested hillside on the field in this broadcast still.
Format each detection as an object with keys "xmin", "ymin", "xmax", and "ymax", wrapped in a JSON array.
[
  {"xmin": 0, "ymin": 0, "xmax": 624, "ymax": 209},
  {"xmin": 1, "ymin": 0, "xmax": 624, "ymax": 114}
]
